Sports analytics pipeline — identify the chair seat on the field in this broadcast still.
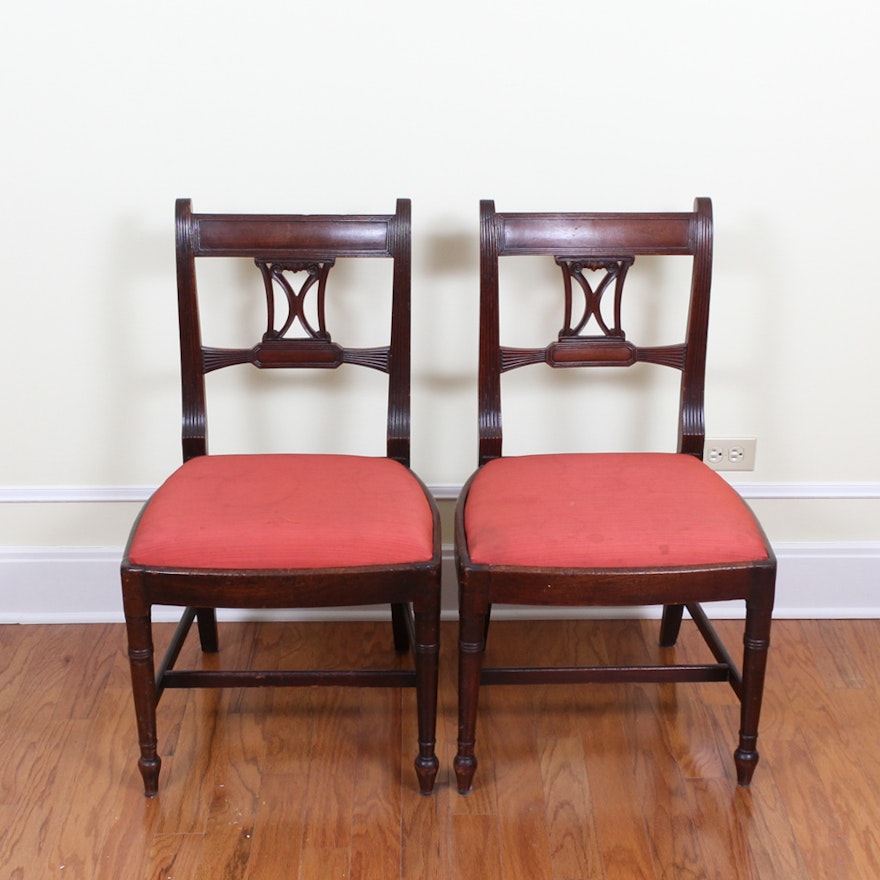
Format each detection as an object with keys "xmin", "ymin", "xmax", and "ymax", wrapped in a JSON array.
[
  {"xmin": 464, "ymin": 452, "xmax": 769, "ymax": 569},
  {"xmin": 128, "ymin": 453, "xmax": 435, "ymax": 569}
]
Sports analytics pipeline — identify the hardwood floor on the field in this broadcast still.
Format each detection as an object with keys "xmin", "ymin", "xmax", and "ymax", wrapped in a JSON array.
[{"xmin": 1, "ymin": 617, "xmax": 879, "ymax": 879}]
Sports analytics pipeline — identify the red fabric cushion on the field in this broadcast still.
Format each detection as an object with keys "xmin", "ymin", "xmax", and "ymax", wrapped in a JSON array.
[
  {"xmin": 464, "ymin": 453, "xmax": 769, "ymax": 568},
  {"xmin": 128, "ymin": 454, "xmax": 434, "ymax": 569}
]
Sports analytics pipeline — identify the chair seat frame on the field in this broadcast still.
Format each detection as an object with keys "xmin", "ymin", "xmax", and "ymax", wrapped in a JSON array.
[{"xmin": 123, "ymin": 550, "xmax": 442, "ymax": 795}]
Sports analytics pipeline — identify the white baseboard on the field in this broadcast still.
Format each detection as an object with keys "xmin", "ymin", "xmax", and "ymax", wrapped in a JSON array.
[{"xmin": 0, "ymin": 542, "xmax": 879, "ymax": 624}]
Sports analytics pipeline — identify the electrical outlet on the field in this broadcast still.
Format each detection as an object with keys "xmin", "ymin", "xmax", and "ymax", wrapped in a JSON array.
[{"xmin": 704, "ymin": 437, "xmax": 756, "ymax": 471}]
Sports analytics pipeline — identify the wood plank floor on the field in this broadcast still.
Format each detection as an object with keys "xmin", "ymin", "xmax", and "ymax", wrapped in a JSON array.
[{"xmin": 1, "ymin": 617, "xmax": 879, "ymax": 879}]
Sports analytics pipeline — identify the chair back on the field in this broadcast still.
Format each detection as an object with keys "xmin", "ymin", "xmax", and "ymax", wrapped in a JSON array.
[
  {"xmin": 174, "ymin": 198, "xmax": 412, "ymax": 464},
  {"xmin": 478, "ymin": 198, "xmax": 713, "ymax": 465}
]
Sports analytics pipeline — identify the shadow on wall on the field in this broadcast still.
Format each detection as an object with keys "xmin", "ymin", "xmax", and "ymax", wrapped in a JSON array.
[
  {"xmin": 419, "ymin": 231, "xmax": 699, "ymax": 460},
  {"xmin": 706, "ymin": 211, "xmax": 779, "ymax": 477},
  {"xmin": 106, "ymin": 216, "xmax": 481, "ymax": 481},
  {"xmin": 104, "ymin": 213, "xmax": 181, "ymax": 483},
  {"xmin": 101, "ymin": 210, "xmax": 757, "ymax": 485},
  {"xmin": 412, "ymin": 228, "xmax": 480, "ymax": 478}
]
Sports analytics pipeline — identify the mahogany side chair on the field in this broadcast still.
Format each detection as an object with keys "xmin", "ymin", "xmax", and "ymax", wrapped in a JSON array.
[
  {"xmin": 454, "ymin": 198, "xmax": 776, "ymax": 794},
  {"xmin": 122, "ymin": 198, "xmax": 441, "ymax": 796}
]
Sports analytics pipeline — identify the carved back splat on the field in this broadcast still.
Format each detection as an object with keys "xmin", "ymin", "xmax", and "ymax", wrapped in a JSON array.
[
  {"xmin": 479, "ymin": 198, "xmax": 713, "ymax": 463},
  {"xmin": 175, "ymin": 198, "xmax": 412, "ymax": 462}
]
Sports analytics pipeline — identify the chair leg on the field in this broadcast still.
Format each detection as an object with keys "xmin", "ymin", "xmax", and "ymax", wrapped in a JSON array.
[
  {"xmin": 391, "ymin": 602, "xmax": 411, "ymax": 654},
  {"xmin": 196, "ymin": 607, "xmax": 219, "ymax": 653},
  {"xmin": 454, "ymin": 610, "xmax": 487, "ymax": 794},
  {"xmin": 734, "ymin": 595, "xmax": 773, "ymax": 785},
  {"xmin": 412, "ymin": 605, "xmax": 440, "ymax": 795},
  {"xmin": 124, "ymin": 610, "xmax": 161, "ymax": 797},
  {"xmin": 659, "ymin": 603, "xmax": 685, "ymax": 647}
]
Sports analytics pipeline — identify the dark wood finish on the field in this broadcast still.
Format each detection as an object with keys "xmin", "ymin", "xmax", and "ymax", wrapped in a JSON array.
[
  {"xmin": 121, "ymin": 199, "xmax": 441, "ymax": 797},
  {"xmin": 455, "ymin": 199, "xmax": 776, "ymax": 793}
]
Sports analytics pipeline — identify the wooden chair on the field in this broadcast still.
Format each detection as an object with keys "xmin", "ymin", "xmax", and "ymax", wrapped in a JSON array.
[
  {"xmin": 454, "ymin": 198, "xmax": 776, "ymax": 793},
  {"xmin": 122, "ymin": 198, "xmax": 441, "ymax": 796}
]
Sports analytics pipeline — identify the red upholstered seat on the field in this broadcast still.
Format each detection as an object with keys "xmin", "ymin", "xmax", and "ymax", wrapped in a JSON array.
[
  {"xmin": 128, "ymin": 453, "xmax": 435, "ymax": 569},
  {"xmin": 465, "ymin": 452, "xmax": 769, "ymax": 569}
]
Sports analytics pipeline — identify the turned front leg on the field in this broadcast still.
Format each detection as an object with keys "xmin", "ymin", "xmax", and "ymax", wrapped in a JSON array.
[
  {"xmin": 734, "ymin": 596, "xmax": 773, "ymax": 785},
  {"xmin": 413, "ymin": 606, "xmax": 440, "ymax": 794},
  {"xmin": 124, "ymin": 611, "xmax": 161, "ymax": 797},
  {"xmin": 454, "ymin": 611, "xmax": 487, "ymax": 794}
]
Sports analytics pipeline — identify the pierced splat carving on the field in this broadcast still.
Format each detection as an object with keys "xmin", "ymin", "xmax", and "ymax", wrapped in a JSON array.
[
  {"xmin": 547, "ymin": 256, "xmax": 638, "ymax": 368},
  {"xmin": 258, "ymin": 260, "xmax": 333, "ymax": 343},
  {"xmin": 557, "ymin": 257, "xmax": 633, "ymax": 340},
  {"xmin": 201, "ymin": 260, "xmax": 391, "ymax": 374},
  {"xmin": 500, "ymin": 254, "xmax": 687, "ymax": 372}
]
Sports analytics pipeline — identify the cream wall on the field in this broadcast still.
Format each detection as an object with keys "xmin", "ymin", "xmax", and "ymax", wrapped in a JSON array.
[{"xmin": 1, "ymin": 1, "xmax": 879, "ymax": 618}]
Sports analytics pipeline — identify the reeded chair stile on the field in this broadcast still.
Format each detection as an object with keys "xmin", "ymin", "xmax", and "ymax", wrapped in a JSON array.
[{"xmin": 122, "ymin": 199, "xmax": 441, "ymax": 796}]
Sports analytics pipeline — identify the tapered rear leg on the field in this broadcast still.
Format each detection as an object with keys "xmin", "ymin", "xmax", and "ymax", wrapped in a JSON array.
[
  {"xmin": 196, "ymin": 607, "xmax": 219, "ymax": 653},
  {"xmin": 659, "ymin": 603, "xmax": 685, "ymax": 647},
  {"xmin": 734, "ymin": 595, "xmax": 773, "ymax": 785},
  {"xmin": 391, "ymin": 602, "xmax": 410, "ymax": 654},
  {"xmin": 124, "ymin": 610, "xmax": 161, "ymax": 796},
  {"xmin": 412, "ymin": 604, "xmax": 440, "ymax": 794},
  {"xmin": 454, "ymin": 610, "xmax": 487, "ymax": 794}
]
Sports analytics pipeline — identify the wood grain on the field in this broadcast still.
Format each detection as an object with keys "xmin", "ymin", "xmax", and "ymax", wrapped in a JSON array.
[{"xmin": 2, "ymin": 618, "xmax": 880, "ymax": 879}]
